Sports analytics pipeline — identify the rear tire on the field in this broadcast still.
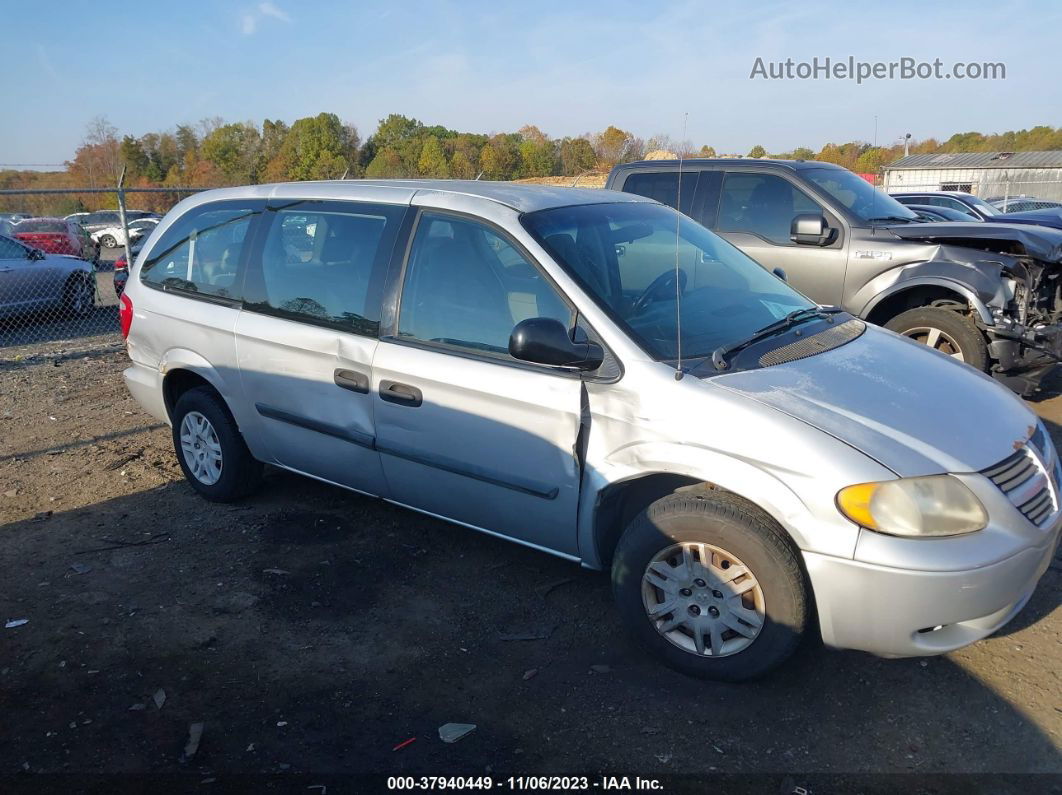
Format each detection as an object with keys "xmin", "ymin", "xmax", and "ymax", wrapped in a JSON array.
[
  {"xmin": 171, "ymin": 386, "xmax": 262, "ymax": 502},
  {"xmin": 884, "ymin": 307, "xmax": 989, "ymax": 371},
  {"xmin": 99, "ymin": 234, "xmax": 117, "ymax": 248},
  {"xmin": 611, "ymin": 489, "xmax": 808, "ymax": 682}
]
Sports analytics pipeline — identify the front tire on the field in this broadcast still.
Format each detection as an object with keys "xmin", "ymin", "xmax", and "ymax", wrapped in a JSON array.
[
  {"xmin": 171, "ymin": 386, "xmax": 262, "ymax": 502},
  {"xmin": 884, "ymin": 307, "xmax": 989, "ymax": 371},
  {"xmin": 99, "ymin": 234, "xmax": 117, "ymax": 248},
  {"xmin": 611, "ymin": 489, "xmax": 808, "ymax": 682}
]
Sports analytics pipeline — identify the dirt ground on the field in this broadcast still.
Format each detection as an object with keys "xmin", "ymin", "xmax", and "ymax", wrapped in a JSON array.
[{"xmin": 0, "ymin": 339, "xmax": 1059, "ymax": 791}]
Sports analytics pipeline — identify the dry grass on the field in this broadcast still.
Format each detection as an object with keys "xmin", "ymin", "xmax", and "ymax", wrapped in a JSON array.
[{"xmin": 512, "ymin": 173, "xmax": 608, "ymax": 189}]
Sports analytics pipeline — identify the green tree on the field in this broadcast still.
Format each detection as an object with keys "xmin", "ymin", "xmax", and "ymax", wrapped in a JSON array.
[
  {"xmin": 791, "ymin": 146, "xmax": 815, "ymax": 160},
  {"xmin": 449, "ymin": 150, "xmax": 477, "ymax": 179},
  {"xmin": 365, "ymin": 148, "xmax": 407, "ymax": 178},
  {"xmin": 480, "ymin": 134, "xmax": 520, "ymax": 179},
  {"xmin": 120, "ymin": 136, "xmax": 150, "ymax": 179},
  {"xmin": 698, "ymin": 145, "xmax": 716, "ymax": 158},
  {"xmin": 373, "ymin": 114, "xmax": 424, "ymax": 152},
  {"xmin": 559, "ymin": 137, "xmax": 597, "ymax": 176},
  {"xmin": 201, "ymin": 122, "xmax": 262, "ymax": 184},
  {"xmin": 417, "ymin": 136, "xmax": 450, "ymax": 178},
  {"xmin": 747, "ymin": 144, "xmax": 767, "ymax": 158},
  {"xmin": 268, "ymin": 113, "xmax": 357, "ymax": 181},
  {"xmin": 519, "ymin": 139, "xmax": 556, "ymax": 177}
]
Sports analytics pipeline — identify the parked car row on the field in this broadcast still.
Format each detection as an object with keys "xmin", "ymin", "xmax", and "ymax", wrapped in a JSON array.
[{"xmin": 118, "ymin": 180, "xmax": 1059, "ymax": 681}]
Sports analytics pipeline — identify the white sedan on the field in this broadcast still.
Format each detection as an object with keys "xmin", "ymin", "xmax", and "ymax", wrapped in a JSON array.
[{"xmin": 92, "ymin": 218, "xmax": 159, "ymax": 248}]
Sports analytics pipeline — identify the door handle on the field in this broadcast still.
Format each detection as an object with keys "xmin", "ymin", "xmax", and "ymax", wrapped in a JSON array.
[
  {"xmin": 379, "ymin": 380, "xmax": 422, "ymax": 407},
  {"xmin": 334, "ymin": 368, "xmax": 369, "ymax": 394}
]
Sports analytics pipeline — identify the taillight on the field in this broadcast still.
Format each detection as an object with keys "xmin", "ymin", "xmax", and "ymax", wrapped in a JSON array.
[
  {"xmin": 114, "ymin": 256, "xmax": 127, "ymax": 271},
  {"xmin": 119, "ymin": 293, "xmax": 133, "ymax": 338}
]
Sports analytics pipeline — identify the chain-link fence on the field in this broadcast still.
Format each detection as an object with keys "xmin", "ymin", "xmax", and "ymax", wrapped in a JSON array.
[{"xmin": 0, "ymin": 184, "xmax": 202, "ymax": 353}]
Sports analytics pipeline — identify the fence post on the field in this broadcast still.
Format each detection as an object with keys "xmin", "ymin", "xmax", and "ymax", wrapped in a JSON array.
[{"xmin": 116, "ymin": 167, "xmax": 132, "ymax": 270}]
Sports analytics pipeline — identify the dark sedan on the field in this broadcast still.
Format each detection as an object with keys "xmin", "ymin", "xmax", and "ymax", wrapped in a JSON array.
[{"xmin": 994, "ymin": 206, "xmax": 1062, "ymax": 232}]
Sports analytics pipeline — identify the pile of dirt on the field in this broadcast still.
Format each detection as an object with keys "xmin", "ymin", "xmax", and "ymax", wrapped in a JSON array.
[
  {"xmin": 643, "ymin": 149, "xmax": 679, "ymax": 160},
  {"xmin": 512, "ymin": 174, "xmax": 608, "ymax": 188}
]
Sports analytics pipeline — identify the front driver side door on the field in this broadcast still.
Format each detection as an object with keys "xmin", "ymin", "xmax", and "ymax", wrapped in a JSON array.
[
  {"xmin": 714, "ymin": 171, "xmax": 847, "ymax": 305},
  {"xmin": 371, "ymin": 210, "xmax": 585, "ymax": 558}
]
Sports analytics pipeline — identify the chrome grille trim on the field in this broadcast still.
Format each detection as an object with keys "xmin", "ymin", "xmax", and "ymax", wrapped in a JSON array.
[{"xmin": 982, "ymin": 444, "xmax": 1059, "ymax": 528}]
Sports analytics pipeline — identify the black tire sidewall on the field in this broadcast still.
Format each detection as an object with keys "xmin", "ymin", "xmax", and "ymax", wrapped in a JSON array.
[
  {"xmin": 884, "ymin": 307, "xmax": 989, "ymax": 371},
  {"xmin": 612, "ymin": 495, "xmax": 807, "ymax": 682},
  {"xmin": 64, "ymin": 275, "xmax": 92, "ymax": 317},
  {"xmin": 171, "ymin": 387, "xmax": 259, "ymax": 502}
]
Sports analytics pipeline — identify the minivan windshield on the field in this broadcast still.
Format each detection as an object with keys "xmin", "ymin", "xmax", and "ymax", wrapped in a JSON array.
[
  {"xmin": 802, "ymin": 167, "xmax": 919, "ymax": 224},
  {"xmin": 522, "ymin": 202, "xmax": 814, "ymax": 361}
]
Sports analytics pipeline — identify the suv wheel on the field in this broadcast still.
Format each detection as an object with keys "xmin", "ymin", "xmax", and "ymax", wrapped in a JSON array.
[
  {"xmin": 884, "ymin": 307, "xmax": 989, "ymax": 370},
  {"xmin": 171, "ymin": 386, "xmax": 263, "ymax": 502},
  {"xmin": 99, "ymin": 234, "xmax": 117, "ymax": 248},
  {"xmin": 611, "ymin": 490, "xmax": 808, "ymax": 681}
]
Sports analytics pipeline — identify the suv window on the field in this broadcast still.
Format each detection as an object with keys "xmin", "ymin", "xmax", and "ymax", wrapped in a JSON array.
[
  {"xmin": 140, "ymin": 202, "xmax": 260, "ymax": 299},
  {"xmin": 246, "ymin": 201, "xmax": 402, "ymax": 335},
  {"xmin": 717, "ymin": 173, "xmax": 819, "ymax": 245},
  {"xmin": 398, "ymin": 213, "xmax": 573, "ymax": 357},
  {"xmin": 621, "ymin": 172, "xmax": 696, "ymax": 216}
]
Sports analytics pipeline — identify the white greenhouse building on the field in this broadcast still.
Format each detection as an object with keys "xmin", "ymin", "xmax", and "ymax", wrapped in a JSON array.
[{"xmin": 882, "ymin": 150, "xmax": 1062, "ymax": 203}]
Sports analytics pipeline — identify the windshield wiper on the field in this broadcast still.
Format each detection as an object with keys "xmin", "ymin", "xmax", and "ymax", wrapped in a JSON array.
[
  {"xmin": 710, "ymin": 307, "xmax": 844, "ymax": 370},
  {"xmin": 865, "ymin": 215, "xmax": 917, "ymax": 224}
]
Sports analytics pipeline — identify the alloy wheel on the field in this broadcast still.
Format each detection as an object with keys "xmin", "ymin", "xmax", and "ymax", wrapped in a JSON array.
[
  {"xmin": 641, "ymin": 541, "xmax": 765, "ymax": 657},
  {"xmin": 900, "ymin": 325, "xmax": 965, "ymax": 361},
  {"xmin": 179, "ymin": 411, "xmax": 223, "ymax": 485}
]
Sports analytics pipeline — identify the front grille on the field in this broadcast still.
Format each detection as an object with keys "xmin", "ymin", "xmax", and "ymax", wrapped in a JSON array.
[
  {"xmin": 758, "ymin": 319, "xmax": 865, "ymax": 367},
  {"xmin": 982, "ymin": 443, "xmax": 1059, "ymax": 527}
]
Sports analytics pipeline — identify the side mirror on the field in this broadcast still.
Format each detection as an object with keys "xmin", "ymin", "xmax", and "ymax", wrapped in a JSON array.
[
  {"xmin": 790, "ymin": 214, "xmax": 833, "ymax": 246},
  {"xmin": 27, "ymin": 248, "xmax": 45, "ymax": 261},
  {"xmin": 509, "ymin": 317, "xmax": 604, "ymax": 371},
  {"xmin": 772, "ymin": 267, "xmax": 787, "ymax": 282}
]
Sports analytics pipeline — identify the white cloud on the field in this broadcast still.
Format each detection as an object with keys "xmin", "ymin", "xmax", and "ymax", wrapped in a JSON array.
[
  {"xmin": 258, "ymin": 2, "xmax": 291, "ymax": 23},
  {"xmin": 241, "ymin": 2, "xmax": 291, "ymax": 35}
]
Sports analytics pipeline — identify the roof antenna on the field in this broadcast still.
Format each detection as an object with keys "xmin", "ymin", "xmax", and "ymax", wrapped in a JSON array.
[{"xmin": 674, "ymin": 112, "xmax": 688, "ymax": 381}]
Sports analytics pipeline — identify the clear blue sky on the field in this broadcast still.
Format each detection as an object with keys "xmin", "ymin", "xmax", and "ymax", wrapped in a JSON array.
[{"xmin": 3, "ymin": 0, "xmax": 1060, "ymax": 167}]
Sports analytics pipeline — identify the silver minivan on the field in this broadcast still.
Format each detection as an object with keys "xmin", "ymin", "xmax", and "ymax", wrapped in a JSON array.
[{"xmin": 120, "ymin": 181, "xmax": 1059, "ymax": 680}]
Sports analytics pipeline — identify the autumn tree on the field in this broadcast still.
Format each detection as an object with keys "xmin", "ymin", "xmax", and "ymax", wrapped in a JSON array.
[
  {"xmin": 698, "ymin": 145, "xmax": 716, "ymax": 158},
  {"xmin": 418, "ymin": 136, "xmax": 450, "ymax": 178},
  {"xmin": 592, "ymin": 125, "xmax": 640, "ymax": 167}
]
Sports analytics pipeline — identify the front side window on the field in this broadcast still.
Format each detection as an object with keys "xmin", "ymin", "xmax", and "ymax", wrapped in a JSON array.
[
  {"xmin": 398, "ymin": 213, "xmax": 573, "ymax": 357},
  {"xmin": 245, "ymin": 201, "xmax": 402, "ymax": 335},
  {"xmin": 523, "ymin": 202, "xmax": 812, "ymax": 361},
  {"xmin": 803, "ymin": 168, "xmax": 917, "ymax": 224},
  {"xmin": 717, "ymin": 173, "xmax": 821, "ymax": 244},
  {"xmin": 140, "ymin": 202, "xmax": 259, "ymax": 299}
]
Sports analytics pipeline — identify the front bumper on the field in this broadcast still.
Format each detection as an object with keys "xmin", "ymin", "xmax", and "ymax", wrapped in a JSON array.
[
  {"xmin": 803, "ymin": 524, "xmax": 1058, "ymax": 657},
  {"xmin": 986, "ymin": 319, "xmax": 1062, "ymax": 393}
]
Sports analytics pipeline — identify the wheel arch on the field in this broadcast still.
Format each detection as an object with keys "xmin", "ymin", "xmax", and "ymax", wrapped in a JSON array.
[{"xmin": 158, "ymin": 350, "xmax": 229, "ymax": 421}]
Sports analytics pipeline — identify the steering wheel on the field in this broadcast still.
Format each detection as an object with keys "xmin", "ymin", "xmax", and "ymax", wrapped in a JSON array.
[{"xmin": 631, "ymin": 269, "xmax": 687, "ymax": 315}]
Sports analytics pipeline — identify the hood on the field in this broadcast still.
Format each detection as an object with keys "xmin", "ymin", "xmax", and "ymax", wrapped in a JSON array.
[
  {"xmin": 887, "ymin": 221, "xmax": 1062, "ymax": 262},
  {"xmin": 996, "ymin": 208, "xmax": 1062, "ymax": 227},
  {"xmin": 711, "ymin": 326, "xmax": 1036, "ymax": 477}
]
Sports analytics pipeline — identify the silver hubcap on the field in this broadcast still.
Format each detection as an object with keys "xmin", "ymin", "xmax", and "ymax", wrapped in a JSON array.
[
  {"xmin": 642, "ymin": 542, "xmax": 765, "ymax": 657},
  {"xmin": 179, "ymin": 411, "xmax": 223, "ymax": 485},
  {"xmin": 902, "ymin": 326, "xmax": 965, "ymax": 361}
]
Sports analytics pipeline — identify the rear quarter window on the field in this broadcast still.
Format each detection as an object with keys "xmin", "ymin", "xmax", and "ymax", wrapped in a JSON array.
[{"xmin": 140, "ymin": 202, "xmax": 262, "ymax": 300}]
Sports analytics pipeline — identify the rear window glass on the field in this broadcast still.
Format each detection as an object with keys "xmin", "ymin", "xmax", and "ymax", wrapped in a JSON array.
[
  {"xmin": 15, "ymin": 219, "xmax": 64, "ymax": 232},
  {"xmin": 140, "ymin": 203, "xmax": 260, "ymax": 300},
  {"xmin": 622, "ymin": 171, "xmax": 696, "ymax": 216}
]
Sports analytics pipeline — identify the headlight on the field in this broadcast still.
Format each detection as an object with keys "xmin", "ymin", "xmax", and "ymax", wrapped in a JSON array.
[{"xmin": 836, "ymin": 475, "xmax": 987, "ymax": 537}]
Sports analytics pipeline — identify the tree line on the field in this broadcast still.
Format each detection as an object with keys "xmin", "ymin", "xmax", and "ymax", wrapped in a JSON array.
[{"xmin": 3, "ymin": 114, "xmax": 1061, "ymax": 216}]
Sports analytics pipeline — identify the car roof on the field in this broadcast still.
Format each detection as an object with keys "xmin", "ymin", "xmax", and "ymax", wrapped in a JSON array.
[
  {"xmin": 614, "ymin": 158, "xmax": 848, "ymax": 172},
  {"xmin": 183, "ymin": 180, "xmax": 652, "ymax": 214}
]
